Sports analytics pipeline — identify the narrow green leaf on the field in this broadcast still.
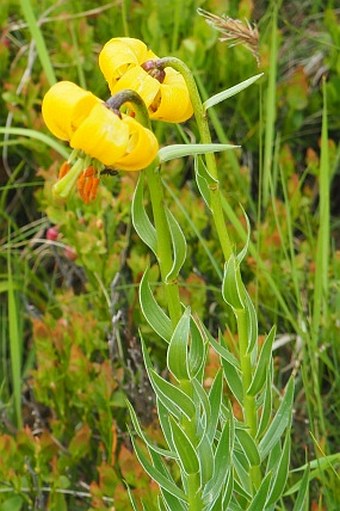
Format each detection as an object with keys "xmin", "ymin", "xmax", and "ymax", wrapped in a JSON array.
[
  {"xmin": 257, "ymin": 361, "xmax": 273, "ymax": 439},
  {"xmin": 124, "ymin": 483, "xmax": 139, "ymax": 511},
  {"xmin": 284, "ymin": 453, "xmax": 340, "ymax": 497},
  {"xmin": 207, "ymin": 369, "xmax": 223, "ymax": 442},
  {"xmin": 233, "ymin": 450, "xmax": 251, "ymax": 497},
  {"xmin": 167, "ymin": 308, "xmax": 190, "ymax": 381},
  {"xmin": 130, "ymin": 434, "xmax": 187, "ymax": 502},
  {"xmin": 222, "ymin": 470, "xmax": 234, "ymax": 509},
  {"xmin": 267, "ymin": 430, "xmax": 291, "ymax": 505},
  {"xmin": 236, "ymin": 428, "xmax": 261, "ymax": 467},
  {"xmin": 292, "ymin": 465, "xmax": 310, "ymax": 511},
  {"xmin": 165, "ymin": 208, "xmax": 187, "ymax": 282},
  {"xmin": 246, "ymin": 471, "xmax": 272, "ymax": 511},
  {"xmin": 192, "ymin": 378, "xmax": 211, "ymax": 433},
  {"xmin": 157, "ymin": 400, "xmax": 175, "ymax": 451},
  {"xmin": 259, "ymin": 377, "xmax": 295, "ymax": 460},
  {"xmin": 150, "ymin": 370, "xmax": 196, "ymax": 420},
  {"xmin": 244, "ymin": 290, "xmax": 258, "ymax": 355},
  {"xmin": 198, "ymin": 433, "xmax": 214, "ymax": 485},
  {"xmin": 203, "ymin": 417, "xmax": 234, "ymax": 503},
  {"xmin": 127, "ymin": 400, "xmax": 177, "ymax": 459},
  {"xmin": 248, "ymin": 326, "xmax": 276, "ymax": 396},
  {"xmin": 169, "ymin": 417, "xmax": 200, "ymax": 474},
  {"xmin": 188, "ymin": 317, "xmax": 206, "ymax": 379},
  {"xmin": 139, "ymin": 269, "xmax": 172, "ymax": 342},
  {"xmin": 233, "ymin": 473, "xmax": 252, "ymax": 501},
  {"xmin": 194, "ymin": 155, "xmax": 217, "ymax": 185},
  {"xmin": 158, "ymin": 143, "xmax": 239, "ymax": 162},
  {"xmin": 208, "ymin": 493, "xmax": 222, "ymax": 511},
  {"xmin": 0, "ymin": 128, "xmax": 68, "ymax": 158},
  {"xmin": 194, "ymin": 157, "xmax": 212, "ymax": 209},
  {"xmin": 291, "ymin": 452, "xmax": 340, "ymax": 474},
  {"xmin": 132, "ymin": 174, "xmax": 157, "ymax": 256},
  {"xmin": 203, "ymin": 73, "xmax": 264, "ymax": 110},
  {"xmin": 221, "ymin": 356, "xmax": 244, "ymax": 405},
  {"xmin": 206, "ymin": 330, "xmax": 240, "ymax": 369},
  {"xmin": 222, "ymin": 255, "xmax": 245, "ymax": 310},
  {"xmin": 141, "ymin": 338, "xmax": 194, "ymax": 420},
  {"xmin": 236, "ymin": 207, "xmax": 251, "ymax": 265},
  {"xmin": 161, "ymin": 490, "xmax": 186, "ymax": 511}
]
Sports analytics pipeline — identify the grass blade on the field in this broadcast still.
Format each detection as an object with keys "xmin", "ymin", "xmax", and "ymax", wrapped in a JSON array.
[
  {"xmin": 19, "ymin": 0, "xmax": 56, "ymax": 85},
  {"xmin": 7, "ymin": 249, "xmax": 22, "ymax": 429}
]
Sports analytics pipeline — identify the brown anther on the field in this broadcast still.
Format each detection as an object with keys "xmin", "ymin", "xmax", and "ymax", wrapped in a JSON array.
[
  {"xmin": 89, "ymin": 178, "xmax": 100, "ymax": 201},
  {"xmin": 83, "ymin": 177, "xmax": 93, "ymax": 204},
  {"xmin": 58, "ymin": 161, "xmax": 71, "ymax": 179},
  {"xmin": 141, "ymin": 60, "xmax": 166, "ymax": 83},
  {"xmin": 76, "ymin": 174, "xmax": 86, "ymax": 197},
  {"xmin": 77, "ymin": 166, "xmax": 100, "ymax": 203},
  {"xmin": 84, "ymin": 165, "xmax": 95, "ymax": 178}
]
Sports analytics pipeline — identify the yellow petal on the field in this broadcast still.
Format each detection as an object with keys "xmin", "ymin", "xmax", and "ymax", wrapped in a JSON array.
[
  {"xmin": 42, "ymin": 81, "xmax": 100, "ymax": 140},
  {"xmin": 149, "ymin": 68, "xmax": 193, "ymax": 122},
  {"xmin": 110, "ymin": 66, "xmax": 160, "ymax": 108},
  {"xmin": 114, "ymin": 116, "xmax": 159, "ymax": 171},
  {"xmin": 70, "ymin": 104, "xmax": 130, "ymax": 166},
  {"xmin": 99, "ymin": 37, "xmax": 150, "ymax": 88}
]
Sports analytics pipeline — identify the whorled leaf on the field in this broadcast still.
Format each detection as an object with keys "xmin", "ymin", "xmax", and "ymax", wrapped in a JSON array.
[
  {"xmin": 167, "ymin": 307, "xmax": 191, "ymax": 381},
  {"xmin": 259, "ymin": 377, "xmax": 295, "ymax": 460},
  {"xmin": 165, "ymin": 208, "xmax": 187, "ymax": 283},
  {"xmin": 132, "ymin": 173, "xmax": 157, "ymax": 256},
  {"xmin": 139, "ymin": 268, "xmax": 172, "ymax": 342}
]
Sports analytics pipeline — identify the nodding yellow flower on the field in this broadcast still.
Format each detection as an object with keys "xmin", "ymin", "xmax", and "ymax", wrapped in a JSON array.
[
  {"xmin": 99, "ymin": 37, "xmax": 193, "ymax": 123},
  {"xmin": 42, "ymin": 81, "xmax": 100, "ymax": 141},
  {"xmin": 42, "ymin": 80, "xmax": 159, "ymax": 202},
  {"xmin": 70, "ymin": 103, "xmax": 158, "ymax": 170}
]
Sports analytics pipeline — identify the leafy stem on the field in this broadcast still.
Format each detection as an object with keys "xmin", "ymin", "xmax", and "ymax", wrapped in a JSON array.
[
  {"xmin": 157, "ymin": 56, "xmax": 233, "ymax": 261},
  {"xmin": 145, "ymin": 164, "xmax": 182, "ymax": 326}
]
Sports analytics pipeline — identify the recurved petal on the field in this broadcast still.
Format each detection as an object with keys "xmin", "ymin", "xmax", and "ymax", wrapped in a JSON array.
[
  {"xmin": 70, "ymin": 103, "xmax": 130, "ymax": 166},
  {"xmin": 42, "ymin": 81, "xmax": 100, "ymax": 140},
  {"xmin": 149, "ymin": 68, "xmax": 193, "ymax": 122},
  {"xmin": 110, "ymin": 65, "xmax": 160, "ymax": 108},
  {"xmin": 114, "ymin": 116, "xmax": 159, "ymax": 171},
  {"xmin": 99, "ymin": 37, "xmax": 150, "ymax": 88}
]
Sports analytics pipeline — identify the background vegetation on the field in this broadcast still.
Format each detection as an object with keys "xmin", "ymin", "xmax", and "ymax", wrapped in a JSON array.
[{"xmin": 0, "ymin": 0, "xmax": 339, "ymax": 509}]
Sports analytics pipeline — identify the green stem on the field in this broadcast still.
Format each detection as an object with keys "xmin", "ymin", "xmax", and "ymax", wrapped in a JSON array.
[
  {"xmin": 145, "ymin": 165, "xmax": 182, "ymax": 326},
  {"xmin": 108, "ymin": 89, "xmax": 182, "ymax": 326},
  {"xmin": 158, "ymin": 57, "xmax": 233, "ymax": 261},
  {"xmin": 187, "ymin": 473, "xmax": 202, "ymax": 510},
  {"xmin": 236, "ymin": 306, "xmax": 262, "ymax": 490},
  {"xmin": 179, "ymin": 379, "xmax": 202, "ymax": 508},
  {"xmin": 236, "ymin": 308, "xmax": 256, "ymax": 437}
]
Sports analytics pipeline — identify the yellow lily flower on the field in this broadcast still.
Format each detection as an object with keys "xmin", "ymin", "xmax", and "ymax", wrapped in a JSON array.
[
  {"xmin": 42, "ymin": 81, "xmax": 100, "ymax": 140},
  {"xmin": 114, "ymin": 116, "xmax": 160, "ymax": 171},
  {"xmin": 70, "ymin": 103, "xmax": 158, "ymax": 170},
  {"xmin": 42, "ymin": 80, "xmax": 160, "ymax": 201},
  {"xmin": 69, "ymin": 103, "xmax": 130, "ymax": 166},
  {"xmin": 99, "ymin": 37, "xmax": 193, "ymax": 123},
  {"xmin": 99, "ymin": 37, "xmax": 156, "ymax": 87}
]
